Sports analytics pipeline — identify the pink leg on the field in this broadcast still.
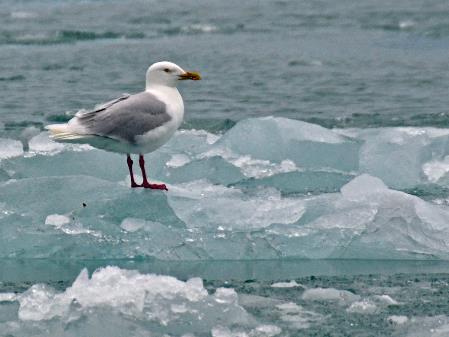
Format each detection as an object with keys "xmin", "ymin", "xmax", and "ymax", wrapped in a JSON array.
[
  {"xmin": 139, "ymin": 154, "xmax": 168, "ymax": 191},
  {"xmin": 127, "ymin": 154, "xmax": 140, "ymax": 188}
]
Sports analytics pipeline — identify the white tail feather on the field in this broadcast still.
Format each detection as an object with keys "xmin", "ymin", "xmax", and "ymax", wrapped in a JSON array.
[{"xmin": 46, "ymin": 124, "xmax": 86, "ymax": 140}]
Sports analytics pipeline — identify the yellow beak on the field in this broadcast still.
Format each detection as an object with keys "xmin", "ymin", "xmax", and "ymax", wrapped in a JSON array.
[{"xmin": 178, "ymin": 71, "xmax": 202, "ymax": 81}]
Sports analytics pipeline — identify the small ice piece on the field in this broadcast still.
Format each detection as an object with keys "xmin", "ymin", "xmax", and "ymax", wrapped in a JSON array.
[
  {"xmin": 373, "ymin": 294, "xmax": 399, "ymax": 305},
  {"xmin": 0, "ymin": 138, "xmax": 23, "ymax": 159},
  {"xmin": 0, "ymin": 293, "xmax": 17, "ymax": 302},
  {"xmin": 387, "ymin": 315, "xmax": 408, "ymax": 325},
  {"xmin": 28, "ymin": 132, "xmax": 65, "ymax": 155},
  {"xmin": 346, "ymin": 299, "xmax": 378, "ymax": 314},
  {"xmin": 214, "ymin": 288, "xmax": 238, "ymax": 304},
  {"xmin": 271, "ymin": 280, "xmax": 302, "ymax": 288},
  {"xmin": 45, "ymin": 214, "xmax": 71, "ymax": 228},
  {"xmin": 211, "ymin": 326, "xmax": 248, "ymax": 337},
  {"xmin": 399, "ymin": 20, "xmax": 415, "ymax": 29},
  {"xmin": 423, "ymin": 156, "xmax": 449, "ymax": 183},
  {"xmin": 403, "ymin": 316, "xmax": 449, "ymax": 336},
  {"xmin": 17, "ymin": 284, "xmax": 64, "ymax": 321},
  {"xmin": 182, "ymin": 24, "xmax": 218, "ymax": 33},
  {"xmin": 302, "ymin": 288, "xmax": 360, "ymax": 304},
  {"xmin": 166, "ymin": 154, "xmax": 191, "ymax": 168},
  {"xmin": 45, "ymin": 213, "xmax": 100, "ymax": 237},
  {"xmin": 275, "ymin": 302, "xmax": 324, "ymax": 329},
  {"xmin": 251, "ymin": 325, "xmax": 282, "ymax": 336}
]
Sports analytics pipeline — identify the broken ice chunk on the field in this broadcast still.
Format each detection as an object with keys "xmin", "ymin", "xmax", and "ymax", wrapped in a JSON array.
[
  {"xmin": 0, "ymin": 138, "xmax": 23, "ymax": 160},
  {"xmin": 214, "ymin": 117, "xmax": 360, "ymax": 171},
  {"xmin": 301, "ymin": 288, "xmax": 360, "ymax": 305},
  {"xmin": 28, "ymin": 132, "xmax": 65, "ymax": 155},
  {"xmin": 45, "ymin": 214, "xmax": 71, "ymax": 228}
]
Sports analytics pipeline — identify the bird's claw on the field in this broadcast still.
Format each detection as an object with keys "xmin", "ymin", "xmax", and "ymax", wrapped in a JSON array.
[{"xmin": 141, "ymin": 182, "xmax": 168, "ymax": 191}]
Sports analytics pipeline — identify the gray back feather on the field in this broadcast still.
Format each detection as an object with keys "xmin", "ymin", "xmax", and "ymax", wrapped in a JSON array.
[{"xmin": 75, "ymin": 92, "xmax": 171, "ymax": 143}]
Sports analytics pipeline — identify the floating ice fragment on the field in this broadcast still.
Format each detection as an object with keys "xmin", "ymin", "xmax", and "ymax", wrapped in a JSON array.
[
  {"xmin": 399, "ymin": 20, "xmax": 415, "ymax": 29},
  {"xmin": 0, "ymin": 293, "xmax": 17, "ymax": 302},
  {"xmin": 45, "ymin": 214, "xmax": 71, "ymax": 228},
  {"xmin": 423, "ymin": 156, "xmax": 449, "ymax": 183},
  {"xmin": 301, "ymin": 288, "xmax": 360, "ymax": 304},
  {"xmin": 18, "ymin": 284, "xmax": 66, "ymax": 321},
  {"xmin": 346, "ymin": 299, "xmax": 378, "ymax": 314},
  {"xmin": 45, "ymin": 213, "xmax": 100, "ymax": 237},
  {"xmin": 373, "ymin": 294, "xmax": 399, "ymax": 305},
  {"xmin": 211, "ymin": 325, "xmax": 282, "ymax": 337},
  {"xmin": 28, "ymin": 132, "xmax": 65, "ymax": 154},
  {"xmin": 387, "ymin": 315, "xmax": 408, "ymax": 325},
  {"xmin": 214, "ymin": 288, "xmax": 238, "ymax": 304},
  {"xmin": 211, "ymin": 326, "xmax": 248, "ymax": 337},
  {"xmin": 251, "ymin": 325, "xmax": 282, "ymax": 336},
  {"xmin": 182, "ymin": 24, "xmax": 218, "ymax": 33},
  {"xmin": 271, "ymin": 280, "xmax": 303, "ymax": 288},
  {"xmin": 275, "ymin": 302, "xmax": 324, "ymax": 329},
  {"xmin": 399, "ymin": 315, "xmax": 449, "ymax": 336},
  {"xmin": 0, "ymin": 138, "xmax": 23, "ymax": 160}
]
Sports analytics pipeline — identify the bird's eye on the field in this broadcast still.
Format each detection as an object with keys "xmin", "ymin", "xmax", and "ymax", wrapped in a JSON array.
[{"xmin": 163, "ymin": 68, "xmax": 170, "ymax": 73}]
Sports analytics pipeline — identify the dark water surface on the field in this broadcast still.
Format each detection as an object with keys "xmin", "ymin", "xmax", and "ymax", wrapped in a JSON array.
[{"xmin": 1, "ymin": 0, "xmax": 449, "ymax": 135}]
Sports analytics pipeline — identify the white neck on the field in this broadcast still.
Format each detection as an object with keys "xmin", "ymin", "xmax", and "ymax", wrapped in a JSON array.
[{"xmin": 145, "ymin": 83, "xmax": 180, "ymax": 96}]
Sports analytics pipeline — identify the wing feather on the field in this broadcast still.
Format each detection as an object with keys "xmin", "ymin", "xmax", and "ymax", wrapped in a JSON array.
[{"xmin": 71, "ymin": 92, "xmax": 171, "ymax": 143}]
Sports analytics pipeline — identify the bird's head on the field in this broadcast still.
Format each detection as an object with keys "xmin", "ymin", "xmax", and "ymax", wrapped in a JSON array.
[{"xmin": 146, "ymin": 61, "xmax": 201, "ymax": 89}]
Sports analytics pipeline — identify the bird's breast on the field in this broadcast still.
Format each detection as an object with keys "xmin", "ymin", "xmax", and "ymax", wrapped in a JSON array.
[{"xmin": 134, "ymin": 87, "xmax": 184, "ymax": 153}]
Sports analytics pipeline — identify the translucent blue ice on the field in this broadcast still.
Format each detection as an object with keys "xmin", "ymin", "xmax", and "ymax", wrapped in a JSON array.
[{"xmin": 1, "ymin": 117, "xmax": 449, "ymax": 259}]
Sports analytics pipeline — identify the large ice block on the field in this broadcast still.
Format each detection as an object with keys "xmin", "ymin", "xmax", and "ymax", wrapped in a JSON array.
[{"xmin": 214, "ymin": 117, "xmax": 361, "ymax": 171}]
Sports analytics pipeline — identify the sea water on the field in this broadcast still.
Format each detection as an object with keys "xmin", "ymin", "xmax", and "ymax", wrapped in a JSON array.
[{"xmin": 2, "ymin": 0, "xmax": 449, "ymax": 336}]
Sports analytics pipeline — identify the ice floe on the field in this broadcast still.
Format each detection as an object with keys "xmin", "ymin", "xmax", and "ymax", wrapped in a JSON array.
[{"xmin": 1, "ymin": 118, "xmax": 449, "ymax": 259}]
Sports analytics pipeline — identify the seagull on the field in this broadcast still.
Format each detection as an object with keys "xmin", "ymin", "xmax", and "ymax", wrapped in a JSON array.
[{"xmin": 46, "ymin": 61, "xmax": 201, "ymax": 191}]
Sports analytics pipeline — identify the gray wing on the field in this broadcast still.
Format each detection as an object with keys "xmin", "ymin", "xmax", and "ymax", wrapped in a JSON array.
[{"xmin": 75, "ymin": 92, "xmax": 171, "ymax": 143}]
